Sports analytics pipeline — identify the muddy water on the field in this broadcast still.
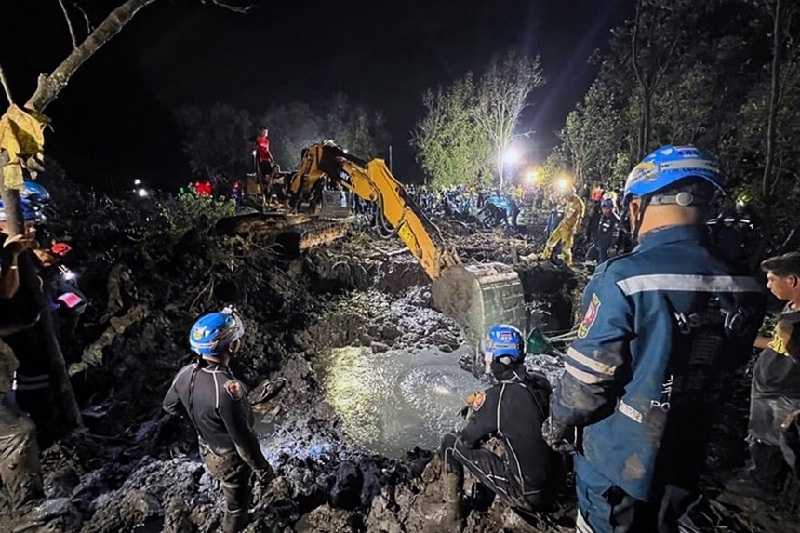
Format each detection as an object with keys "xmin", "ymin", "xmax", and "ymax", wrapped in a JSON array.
[{"xmin": 318, "ymin": 345, "xmax": 483, "ymax": 458}]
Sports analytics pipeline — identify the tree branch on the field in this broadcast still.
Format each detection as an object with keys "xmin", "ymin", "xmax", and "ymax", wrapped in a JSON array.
[
  {"xmin": 203, "ymin": 0, "xmax": 253, "ymax": 13},
  {"xmin": 630, "ymin": 0, "xmax": 644, "ymax": 86},
  {"xmin": 0, "ymin": 63, "xmax": 13, "ymax": 105},
  {"xmin": 58, "ymin": 0, "xmax": 78, "ymax": 48},
  {"xmin": 26, "ymin": 0, "xmax": 159, "ymax": 112},
  {"xmin": 72, "ymin": 1, "xmax": 93, "ymax": 36}
]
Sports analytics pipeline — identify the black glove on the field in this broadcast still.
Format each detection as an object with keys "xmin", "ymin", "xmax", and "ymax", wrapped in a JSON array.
[{"xmin": 541, "ymin": 417, "xmax": 575, "ymax": 454}]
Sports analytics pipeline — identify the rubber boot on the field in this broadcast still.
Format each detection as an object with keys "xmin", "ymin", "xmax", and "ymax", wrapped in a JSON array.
[
  {"xmin": 0, "ymin": 413, "xmax": 44, "ymax": 509},
  {"xmin": 442, "ymin": 469, "xmax": 463, "ymax": 530}
]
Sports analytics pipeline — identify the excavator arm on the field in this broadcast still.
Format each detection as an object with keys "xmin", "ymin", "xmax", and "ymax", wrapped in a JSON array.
[
  {"xmin": 289, "ymin": 142, "xmax": 459, "ymax": 278},
  {"xmin": 289, "ymin": 142, "xmax": 526, "ymax": 370}
]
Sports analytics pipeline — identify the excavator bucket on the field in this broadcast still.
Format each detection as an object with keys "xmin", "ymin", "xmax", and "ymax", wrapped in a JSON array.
[{"xmin": 431, "ymin": 262, "xmax": 527, "ymax": 375}]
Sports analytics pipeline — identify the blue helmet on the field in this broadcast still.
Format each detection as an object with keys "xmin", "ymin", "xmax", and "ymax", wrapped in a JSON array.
[
  {"xmin": 486, "ymin": 325, "xmax": 525, "ymax": 362},
  {"xmin": 623, "ymin": 145, "xmax": 723, "ymax": 202},
  {"xmin": 0, "ymin": 197, "xmax": 37, "ymax": 222},
  {"xmin": 20, "ymin": 181, "xmax": 50, "ymax": 205},
  {"xmin": 189, "ymin": 308, "xmax": 245, "ymax": 358},
  {"xmin": 0, "ymin": 181, "xmax": 50, "ymax": 223},
  {"xmin": 601, "ymin": 198, "xmax": 614, "ymax": 209}
]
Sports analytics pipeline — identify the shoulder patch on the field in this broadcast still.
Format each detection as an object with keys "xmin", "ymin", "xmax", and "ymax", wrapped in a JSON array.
[
  {"xmin": 224, "ymin": 380, "xmax": 245, "ymax": 401},
  {"xmin": 471, "ymin": 391, "xmax": 486, "ymax": 411},
  {"xmin": 578, "ymin": 294, "xmax": 602, "ymax": 339}
]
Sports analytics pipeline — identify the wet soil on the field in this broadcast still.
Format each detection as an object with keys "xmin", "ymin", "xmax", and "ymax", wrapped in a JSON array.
[{"xmin": 0, "ymin": 182, "xmax": 796, "ymax": 532}]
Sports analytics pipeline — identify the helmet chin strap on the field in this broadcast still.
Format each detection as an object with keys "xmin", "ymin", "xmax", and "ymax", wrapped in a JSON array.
[{"xmin": 630, "ymin": 195, "xmax": 650, "ymax": 243}]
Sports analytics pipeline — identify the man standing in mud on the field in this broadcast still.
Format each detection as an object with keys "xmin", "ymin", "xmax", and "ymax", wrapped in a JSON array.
[
  {"xmin": 163, "ymin": 308, "xmax": 273, "ymax": 533},
  {"xmin": 729, "ymin": 252, "xmax": 800, "ymax": 499},
  {"xmin": 542, "ymin": 146, "xmax": 765, "ymax": 532},
  {"xmin": 439, "ymin": 325, "xmax": 560, "ymax": 529},
  {"xmin": 0, "ymin": 230, "xmax": 44, "ymax": 510}
]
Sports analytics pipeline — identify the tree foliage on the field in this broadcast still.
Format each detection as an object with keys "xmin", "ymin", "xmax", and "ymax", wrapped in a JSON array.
[
  {"xmin": 559, "ymin": 79, "xmax": 623, "ymax": 185},
  {"xmin": 472, "ymin": 50, "xmax": 545, "ymax": 187},
  {"xmin": 177, "ymin": 103, "xmax": 253, "ymax": 178},
  {"xmin": 412, "ymin": 50, "xmax": 544, "ymax": 190},
  {"xmin": 260, "ymin": 102, "xmax": 321, "ymax": 169},
  {"xmin": 551, "ymin": 0, "xmax": 800, "ymax": 233},
  {"xmin": 411, "ymin": 74, "xmax": 491, "ymax": 190}
]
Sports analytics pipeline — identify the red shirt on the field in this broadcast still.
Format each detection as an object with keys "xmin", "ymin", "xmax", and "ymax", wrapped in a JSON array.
[
  {"xmin": 256, "ymin": 134, "xmax": 273, "ymax": 162},
  {"xmin": 194, "ymin": 181, "xmax": 213, "ymax": 196}
]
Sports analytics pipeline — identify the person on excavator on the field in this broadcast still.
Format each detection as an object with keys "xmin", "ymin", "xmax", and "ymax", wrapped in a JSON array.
[
  {"xmin": 536, "ymin": 185, "xmax": 585, "ymax": 266},
  {"xmin": 163, "ymin": 308, "xmax": 274, "ymax": 533},
  {"xmin": 255, "ymin": 127, "xmax": 274, "ymax": 184},
  {"xmin": 439, "ymin": 325, "xmax": 560, "ymax": 529},
  {"xmin": 542, "ymin": 145, "xmax": 765, "ymax": 533}
]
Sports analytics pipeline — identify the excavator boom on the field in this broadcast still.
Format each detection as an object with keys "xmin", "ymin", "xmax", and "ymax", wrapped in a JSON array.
[{"xmin": 289, "ymin": 143, "xmax": 526, "ymax": 356}]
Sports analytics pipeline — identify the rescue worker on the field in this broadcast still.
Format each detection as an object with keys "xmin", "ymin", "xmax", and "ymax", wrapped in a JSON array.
[
  {"xmin": 706, "ymin": 191, "xmax": 763, "ymax": 273},
  {"xmin": 0, "ymin": 221, "xmax": 43, "ymax": 509},
  {"xmin": 439, "ymin": 325, "xmax": 560, "ymax": 529},
  {"xmin": 3, "ymin": 184, "xmax": 84, "ymax": 447},
  {"xmin": 542, "ymin": 145, "xmax": 765, "ymax": 533},
  {"xmin": 537, "ymin": 185, "xmax": 585, "ymax": 266},
  {"xmin": 728, "ymin": 252, "xmax": 800, "ymax": 499},
  {"xmin": 590, "ymin": 198, "xmax": 619, "ymax": 264},
  {"xmin": 255, "ymin": 127, "xmax": 274, "ymax": 182},
  {"xmin": 163, "ymin": 308, "xmax": 274, "ymax": 533}
]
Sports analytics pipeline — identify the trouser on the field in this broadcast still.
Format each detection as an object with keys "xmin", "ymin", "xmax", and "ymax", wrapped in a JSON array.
[
  {"xmin": 258, "ymin": 160, "xmax": 273, "ymax": 180},
  {"xmin": 0, "ymin": 399, "xmax": 43, "ymax": 509},
  {"xmin": 592, "ymin": 238, "xmax": 612, "ymax": 264},
  {"xmin": 574, "ymin": 457, "xmax": 697, "ymax": 533},
  {"xmin": 440, "ymin": 433, "xmax": 551, "ymax": 512},
  {"xmin": 15, "ymin": 381, "xmax": 58, "ymax": 449},
  {"xmin": 542, "ymin": 222, "xmax": 578, "ymax": 265},
  {"xmin": 200, "ymin": 443, "xmax": 251, "ymax": 533},
  {"xmin": 748, "ymin": 394, "xmax": 800, "ymax": 487}
]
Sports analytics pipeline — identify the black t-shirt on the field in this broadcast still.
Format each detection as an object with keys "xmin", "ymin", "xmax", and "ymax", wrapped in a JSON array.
[{"xmin": 753, "ymin": 305, "xmax": 800, "ymax": 398}]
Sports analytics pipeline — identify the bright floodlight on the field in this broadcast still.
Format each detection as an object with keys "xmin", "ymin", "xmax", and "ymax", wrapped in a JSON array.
[
  {"xmin": 133, "ymin": 178, "xmax": 142, "ymax": 185},
  {"xmin": 251, "ymin": 150, "xmax": 257, "ymax": 156},
  {"xmin": 526, "ymin": 169, "xmax": 541, "ymax": 184},
  {"xmin": 557, "ymin": 177, "xmax": 570, "ymax": 191},
  {"xmin": 502, "ymin": 147, "xmax": 521, "ymax": 165},
  {"xmin": 138, "ymin": 188, "xmax": 148, "ymax": 197}
]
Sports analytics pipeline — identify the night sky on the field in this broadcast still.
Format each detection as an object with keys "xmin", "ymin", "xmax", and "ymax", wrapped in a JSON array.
[{"xmin": 2, "ymin": 0, "xmax": 632, "ymax": 190}]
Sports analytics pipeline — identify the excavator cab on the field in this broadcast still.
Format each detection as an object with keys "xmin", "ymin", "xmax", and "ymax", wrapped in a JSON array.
[{"xmin": 289, "ymin": 142, "xmax": 528, "ymax": 374}]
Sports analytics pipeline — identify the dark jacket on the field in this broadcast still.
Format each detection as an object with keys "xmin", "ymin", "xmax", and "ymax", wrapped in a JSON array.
[
  {"xmin": 551, "ymin": 224, "xmax": 765, "ymax": 500},
  {"xmin": 458, "ymin": 368, "xmax": 556, "ymax": 492},
  {"xmin": 163, "ymin": 361, "xmax": 268, "ymax": 470}
]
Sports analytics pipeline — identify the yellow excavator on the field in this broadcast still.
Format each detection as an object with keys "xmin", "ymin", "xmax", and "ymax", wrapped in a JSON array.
[{"xmin": 288, "ymin": 141, "xmax": 526, "ymax": 355}]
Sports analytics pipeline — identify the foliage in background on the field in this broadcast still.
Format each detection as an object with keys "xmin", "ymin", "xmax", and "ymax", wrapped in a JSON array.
[
  {"xmin": 411, "ymin": 74, "xmax": 492, "ymax": 191},
  {"xmin": 176, "ymin": 103, "xmax": 253, "ymax": 179},
  {"xmin": 551, "ymin": 0, "xmax": 800, "ymax": 237},
  {"xmin": 472, "ymin": 50, "xmax": 545, "ymax": 188},
  {"xmin": 259, "ymin": 102, "xmax": 321, "ymax": 170},
  {"xmin": 412, "ymin": 50, "xmax": 544, "ymax": 190},
  {"xmin": 176, "ymin": 95, "xmax": 387, "ymax": 177}
]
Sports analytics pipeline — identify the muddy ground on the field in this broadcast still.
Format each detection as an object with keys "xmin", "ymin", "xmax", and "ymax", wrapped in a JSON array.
[{"xmin": 1, "ymin": 183, "xmax": 797, "ymax": 532}]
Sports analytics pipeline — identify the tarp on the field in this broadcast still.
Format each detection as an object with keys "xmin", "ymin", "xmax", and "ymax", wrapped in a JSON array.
[{"xmin": 0, "ymin": 104, "xmax": 49, "ymax": 189}]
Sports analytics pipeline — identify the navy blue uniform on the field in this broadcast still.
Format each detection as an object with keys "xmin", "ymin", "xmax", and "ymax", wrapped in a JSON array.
[
  {"xmin": 592, "ymin": 212, "xmax": 619, "ymax": 264},
  {"xmin": 551, "ymin": 225, "xmax": 764, "ymax": 532}
]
